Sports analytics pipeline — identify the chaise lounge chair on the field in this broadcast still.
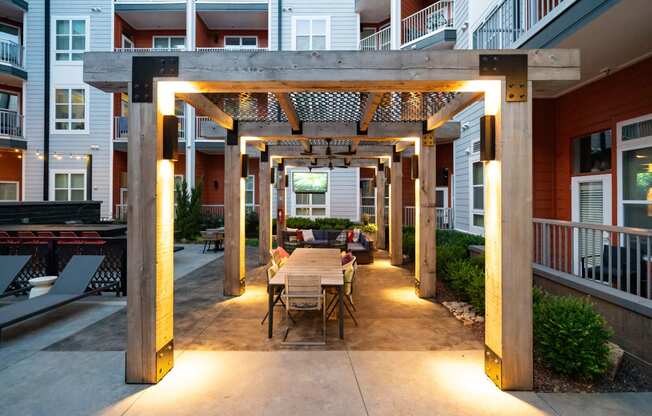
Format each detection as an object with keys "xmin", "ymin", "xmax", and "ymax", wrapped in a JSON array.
[
  {"xmin": 0, "ymin": 255, "xmax": 109, "ymax": 342},
  {"xmin": 0, "ymin": 255, "xmax": 31, "ymax": 298}
]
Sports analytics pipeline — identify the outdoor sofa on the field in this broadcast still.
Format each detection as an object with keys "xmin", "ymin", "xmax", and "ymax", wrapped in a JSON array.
[{"xmin": 284, "ymin": 229, "xmax": 374, "ymax": 264}]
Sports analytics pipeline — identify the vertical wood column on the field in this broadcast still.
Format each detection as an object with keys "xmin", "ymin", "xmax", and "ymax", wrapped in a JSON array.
[
  {"xmin": 276, "ymin": 165, "xmax": 286, "ymax": 248},
  {"xmin": 375, "ymin": 168, "xmax": 386, "ymax": 250},
  {"xmin": 416, "ymin": 133, "xmax": 437, "ymax": 298},
  {"xmin": 484, "ymin": 81, "xmax": 533, "ymax": 390},
  {"xmin": 224, "ymin": 129, "xmax": 245, "ymax": 296},
  {"xmin": 389, "ymin": 157, "xmax": 403, "ymax": 265},
  {"xmin": 258, "ymin": 154, "xmax": 271, "ymax": 265},
  {"xmin": 126, "ymin": 82, "xmax": 175, "ymax": 384}
]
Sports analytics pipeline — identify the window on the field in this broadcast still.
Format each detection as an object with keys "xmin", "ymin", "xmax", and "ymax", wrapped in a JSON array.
[
  {"xmin": 55, "ymin": 87, "xmax": 86, "ymax": 131},
  {"xmin": 55, "ymin": 19, "xmax": 87, "ymax": 61},
  {"xmin": 245, "ymin": 175, "xmax": 255, "ymax": 212},
  {"xmin": 175, "ymin": 99, "xmax": 185, "ymax": 140},
  {"xmin": 470, "ymin": 148, "xmax": 484, "ymax": 234},
  {"xmin": 292, "ymin": 17, "xmax": 330, "ymax": 51},
  {"xmin": 121, "ymin": 35, "xmax": 134, "ymax": 49},
  {"xmin": 53, "ymin": 172, "xmax": 85, "ymax": 201},
  {"xmin": 618, "ymin": 115, "xmax": 652, "ymax": 229},
  {"xmin": 572, "ymin": 129, "xmax": 612, "ymax": 174},
  {"xmin": 360, "ymin": 179, "xmax": 375, "ymax": 223},
  {"xmin": 0, "ymin": 181, "xmax": 18, "ymax": 201},
  {"xmin": 293, "ymin": 170, "xmax": 328, "ymax": 217},
  {"xmin": 153, "ymin": 36, "xmax": 185, "ymax": 50},
  {"xmin": 224, "ymin": 36, "xmax": 258, "ymax": 49}
]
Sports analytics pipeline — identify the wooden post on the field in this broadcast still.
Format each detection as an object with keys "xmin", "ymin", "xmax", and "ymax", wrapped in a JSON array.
[
  {"xmin": 224, "ymin": 129, "xmax": 245, "ymax": 296},
  {"xmin": 125, "ymin": 82, "xmax": 175, "ymax": 384},
  {"xmin": 276, "ymin": 166, "xmax": 286, "ymax": 248},
  {"xmin": 389, "ymin": 157, "xmax": 403, "ymax": 266},
  {"xmin": 375, "ymin": 168, "xmax": 386, "ymax": 250},
  {"xmin": 484, "ymin": 81, "xmax": 533, "ymax": 390},
  {"xmin": 416, "ymin": 133, "xmax": 437, "ymax": 298},
  {"xmin": 258, "ymin": 156, "xmax": 271, "ymax": 265}
]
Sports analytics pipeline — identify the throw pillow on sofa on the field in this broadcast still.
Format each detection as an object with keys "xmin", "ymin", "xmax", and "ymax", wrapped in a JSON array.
[
  {"xmin": 303, "ymin": 229, "xmax": 315, "ymax": 242},
  {"xmin": 353, "ymin": 229, "xmax": 361, "ymax": 243},
  {"xmin": 296, "ymin": 230, "xmax": 304, "ymax": 241}
]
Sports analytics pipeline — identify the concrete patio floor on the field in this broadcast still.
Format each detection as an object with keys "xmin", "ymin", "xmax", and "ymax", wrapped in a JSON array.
[{"xmin": 0, "ymin": 248, "xmax": 650, "ymax": 415}]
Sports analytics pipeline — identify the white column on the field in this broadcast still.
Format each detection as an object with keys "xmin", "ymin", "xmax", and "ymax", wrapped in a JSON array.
[
  {"xmin": 186, "ymin": 0, "xmax": 196, "ymax": 51},
  {"xmin": 390, "ymin": 0, "xmax": 401, "ymax": 50},
  {"xmin": 185, "ymin": 106, "xmax": 195, "ymax": 189}
]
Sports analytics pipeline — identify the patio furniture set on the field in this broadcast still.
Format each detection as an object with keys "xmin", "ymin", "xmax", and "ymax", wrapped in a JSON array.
[
  {"xmin": 283, "ymin": 228, "xmax": 374, "ymax": 264},
  {"xmin": 200, "ymin": 228, "xmax": 225, "ymax": 253},
  {"xmin": 265, "ymin": 247, "xmax": 358, "ymax": 345}
]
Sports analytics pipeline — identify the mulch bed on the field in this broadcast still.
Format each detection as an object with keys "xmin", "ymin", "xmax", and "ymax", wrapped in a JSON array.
[{"xmin": 433, "ymin": 276, "xmax": 652, "ymax": 393}]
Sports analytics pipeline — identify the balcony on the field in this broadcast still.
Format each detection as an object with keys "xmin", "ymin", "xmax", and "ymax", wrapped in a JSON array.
[
  {"xmin": 0, "ymin": 109, "xmax": 25, "ymax": 150},
  {"xmin": 114, "ymin": 47, "xmax": 187, "ymax": 52},
  {"xmin": 114, "ymin": 115, "xmax": 185, "ymax": 140},
  {"xmin": 359, "ymin": 1, "xmax": 455, "ymax": 51},
  {"xmin": 0, "ymin": 40, "xmax": 26, "ymax": 81},
  {"xmin": 473, "ymin": 0, "xmax": 576, "ymax": 49}
]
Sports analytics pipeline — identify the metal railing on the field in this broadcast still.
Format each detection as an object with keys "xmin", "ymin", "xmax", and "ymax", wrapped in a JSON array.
[
  {"xmin": 533, "ymin": 218, "xmax": 652, "ymax": 300},
  {"xmin": 114, "ymin": 47, "xmax": 187, "ymax": 52},
  {"xmin": 201, "ymin": 205, "xmax": 225, "ymax": 217},
  {"xmin": 402, "ymin": 0, "xmax": 454, "ymax": 46},
  {"xmin": 195, "ymin": 116, "xmax": 223, "ymax": 140},
  {"xmin": 359, "ymin": 26, "xmax": 391, "ymax": 51},
  {"xmin": 0, "ymin": 40, "xmax": 23, "ymax": 68},
  {"xmin": 474, "ymin": 0, "xmax": 574, "ymax": 49},
  {"xmin": 403, "ymin": 206, "xmax": 454, "ymax": 229},
  {"xmin": 114, "ymin": 115, "xmax": 185, "ymax": 140},
  {"xmin": 196, "ymin": 47, "xmax": 269, "ymax": 52},
  {"xmin": 0, "ymin": 109, "xmax": 23, "ymax": 138}
]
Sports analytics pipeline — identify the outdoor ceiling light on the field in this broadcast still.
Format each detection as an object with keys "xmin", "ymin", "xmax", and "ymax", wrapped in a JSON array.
[
  {"xmin": 162, "ymin": 115, "xmax": 178, "ymax": 161},
  {"xmin": 480, "ymin": 115, "xmax": 496, "ymax": 161},
  {"xmin": 411, "ymin": 155, "xmax": 419, "ymax": 180},
  {"xmin": 241, "ymin": 154, "xmax": 249, "ymax": 178}
]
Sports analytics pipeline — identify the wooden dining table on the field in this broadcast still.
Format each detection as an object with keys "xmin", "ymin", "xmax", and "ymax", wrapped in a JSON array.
[{"xmin": 268, "ymin": 248, "xmax": 345, "ymax": 339}]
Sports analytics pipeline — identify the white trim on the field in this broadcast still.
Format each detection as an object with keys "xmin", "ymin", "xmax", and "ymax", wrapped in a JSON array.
[
  {"xmin": 245, "ymin": 174, "xmax": 256, "ymax": 210},
  {"xmin": 290, "ymin": 16, "xmax": 331, "ymax": 51},
  {"xmin": 0, "ymin": 180, "xmax": 19, "ymax": 202},
  {"xmin": 616, "ymin": 113, "xmax": 652, "ymax": 228},
  {"xmin": 571, "ymin": 174, "xmax": 612, "ymax": 274},
  {"xmin": 436, "ymin": 186, "xmax": 449, "ymax": 209},
  {"xmin": 152, "ymin": 35, "xmax": 186, "ymax": 49},
  {"xmin": 0, "ymin": 88, "xmax": 20, "ymax": 113},
  {"xmin": 224, "ymin": 35, "xmax": 259, "ymax": 49},
  {"xmin": 51, "ymin": 16, "xmax": 90, "ymax": 65},
  {"xmin": 49, "ymin": 169, "xmax": 87, "ymax": 201},
  {"xmin": 469, "ymin": 140, "xmax": 484, "ymax": 236},
  {"xmin": 51, "ymin": 85, "xmax": 90, "ymax": 135},
  {"xmin": 289, "ymin": 168, "xmax": 331, "ymax": 218},
  {"xmin": 121, "ymin": 34, "xmax": 134, "ymax": 49}
]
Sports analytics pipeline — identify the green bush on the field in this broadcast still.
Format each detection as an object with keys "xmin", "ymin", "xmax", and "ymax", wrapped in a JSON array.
[
  {"xmin": 437, "ymin": 230, "xmax": 485, "ymax": 247},
  {"xmin": 436, "ymin": 244, "xmax": 468, "ymax": 278},
  {"xmin": 360, "ymin": 223, "xmax": 377, "ymax": 235},
  {"xmin": 402, "ymin": 226, "xmax": 415, "ymax": 260},
  {"xmin": 285, "ymin": 217, "xmax": 354, "ymax": 230},
  {"xmin": 533, "ymin": 288, "xmax": 613, "ymax": 380},
  {"xmin": 200, "ymin": 213, "xmax": 224, "ymax": 230},
  {"xmin": 286, "ymin": 217, "xmax": 315, "ymax": 230},
  {"xmin": 175, "ymin": 179, "xmax": 203, "ymax": 241},
  {"xmin": 245, "ymin": 210, "xmax": 259, "ymax": 238}
]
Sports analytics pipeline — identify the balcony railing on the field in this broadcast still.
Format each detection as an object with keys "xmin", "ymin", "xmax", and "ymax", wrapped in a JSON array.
[
  {"xmin": 404, "ymin": 206, "xmax": 454, "ymax": 229},
  {"xmin": 534, "ymin": 218, "xmax": 652, "ymax": 300},
  {"xmin": 0, "ymin": 40, "xmax": 23, "ymax": 68},
  {"xmin": 114, "ymin": 47, "xmax": 187, "ymax": 53},
  {"xmin": 195, "ymin": 116, "xmax": 224, "ymax": 140},
  {"xmin": 114, "ymin": 115, "xmax": 185, "ymax": 140},
  {"xmin": 0, "ymin": 109, "xmax": 23, "ymax": 138},
  {"xmin": 196, "ymin": 47, "xmax": 269, "ymax": 52},
  {"xmin": 474, "ymin": 0, "xmax": 574, "ymax": 49},
  {"xmin": 402, "ymin": 0, "xmax": 454, "ymax": 46},
  {"xmin": 359, "ymin": 26, "xmax": 391, "ymax": 51}
]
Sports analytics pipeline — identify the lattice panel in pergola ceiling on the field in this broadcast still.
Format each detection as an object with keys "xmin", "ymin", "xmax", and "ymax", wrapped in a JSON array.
[{"xmin": 205, "ymin": 92, "xmax": 456, "ymax": 123}]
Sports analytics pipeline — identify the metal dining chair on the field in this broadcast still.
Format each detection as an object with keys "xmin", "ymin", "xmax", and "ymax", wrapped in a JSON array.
[{"xmin": 282, "ymin": 273, "xmax": 326, "ymax": 346}]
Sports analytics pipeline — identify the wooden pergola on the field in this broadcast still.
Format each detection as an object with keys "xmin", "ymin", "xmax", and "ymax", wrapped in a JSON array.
[{"xmin": 83, "ymin": 49, "xmax": 579, "ymax": 390}]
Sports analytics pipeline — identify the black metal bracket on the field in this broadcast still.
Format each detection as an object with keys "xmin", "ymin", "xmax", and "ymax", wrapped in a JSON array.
[
  {"xmin": 421, "ymin": 120, "xmax": 431, "ymax": 134},
  {"xmin": 226, "ymin": 121, "xmax": 239, "ymax": 145},
  {"xmin": 392, "ymin": 145, "xmax": 400, "ymax": 163},
  {"xmin": 291, "ymin": 122, "xmax": 303, "ymax": 136},
  {"xmin": 479, "ymin": 54, "xmax": 528, "ymax": 102},
  {"xmin": 260, "ymin": 144, "xmax": 269, "ymax": 163},
  {"xmin": 356, "ymin": 121, "xmax": 368, "ymax": 136},
  {"xmin": 131, "ymin": 57, "xmax": 179, "ymax": 103}
]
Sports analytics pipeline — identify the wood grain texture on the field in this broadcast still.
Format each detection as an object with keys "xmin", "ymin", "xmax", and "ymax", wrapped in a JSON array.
[
  {"xmin": 416, "ymin": 134, "xmax": 437, "ymax": 298},
  {"xmin": 359, "ymin": 93, "xmax": 383, "ymax": 132},
  {"xmin": 484, "ymin": 81, "xmax": 533, "ymax": 390},
  {"xmin": 176, "ymin": 92, "xmax": 234, "ymax": 130},
  {"xmin": 258, "ymin": 159, "xmax": 271, "ymax": 265},
  {"xmin": 390, "ymin": 158, "xmax": 403, "ymax": 266},
  {"xmin": 275, "ymin": 93, "xmax": 301, "ymax": 131},
  {"xmin": 223, "ymin": 141, "xmax": 245, "ymax": 296},
  {"xmin": 427, "ymin": 92, "xmax": 484, "ymax": 130},
  {"xmin": 375, "ymin": 170, "xmax": 386, "ymax": 250}
]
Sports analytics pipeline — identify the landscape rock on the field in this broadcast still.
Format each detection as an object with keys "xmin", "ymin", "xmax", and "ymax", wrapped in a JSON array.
[{"xmin": 606, "ymin": 342, "xmax": 624, "ymax": 381}]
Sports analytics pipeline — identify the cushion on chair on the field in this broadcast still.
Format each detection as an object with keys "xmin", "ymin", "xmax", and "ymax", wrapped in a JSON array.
[
  {"xmin": 303, "ymin": 229, "xmax": 315, "ymax": 242},
  {"xmin": 341, "ymin": 252, "xmax": 354, "ymax": 265},
  {"xmin": 348, "ymin": 242, "xmax": 365, "ymax": 251},
  {"xmin": 277, "ymin": 247, "xmax": 290, "ymax": 258}
]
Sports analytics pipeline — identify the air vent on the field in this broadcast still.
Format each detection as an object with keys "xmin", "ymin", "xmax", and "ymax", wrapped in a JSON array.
[
  {"xmin": 472, "ymin": 141, "xmax": 481, "ymax": 154},
  {"xmin": 622, "ymin": 119, "xmax": 652, "ymax": 141}
]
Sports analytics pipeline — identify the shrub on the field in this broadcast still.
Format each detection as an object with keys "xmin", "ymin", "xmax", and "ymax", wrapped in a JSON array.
[
  {"xmin": 175, "ymin": 179, "xmax": 203, "ymax": 241},
  {"xmin": 286, "ymin": 217, "xmax": 315, "ymax": 230},
  {"xmin": 285, "ymin": 217, "xmax": 355, "ymax": 230},
  {"xmin": 533, "ymin": 288, "xmax": 613, "ymax": 380},
  {"xmin": 201, "ymin": 213, "xmax": 224, "ymax": 230},
  {"xmin": 402, "ymin": 226, "xmax": 415, "ymax": 260},
  {"xmin": 436, "ymin": 244, "xmax": 468, "ymax": 278},
  {"xmin": 245, "ymin": 210, "xmax": 259, "ymax": 238},
  {"xmin": 360, "ymin": 223, "xmax": 377, "ymax": 235},
  {"xmin": 437, "ymin": 230, "xmax": 485, "ymax": 247}
]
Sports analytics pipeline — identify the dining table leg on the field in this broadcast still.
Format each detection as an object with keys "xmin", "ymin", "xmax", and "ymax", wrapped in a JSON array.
[
  {"xmin": 338, "ymin": 285, "xmax": 344, "ymax": 339},
  {"xmin": 268, "ymin": 285, "xmax": 274, "ymax": 338}
]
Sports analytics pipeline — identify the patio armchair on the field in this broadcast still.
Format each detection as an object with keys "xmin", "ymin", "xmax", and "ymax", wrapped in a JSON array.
[
  {"xmin": 260, "ymin": 263, "xmax": 294, "ymax": 325},
  {"xmin": 281, "ymin": 273, "xmax": 327, "ymax": 346},
  {"xmin": 582, "ymin": 244, "xmax": 648, "ymax": 295},
  {"xmin": 326, "ymin": 256, "xmax": 358, "ymax": 326}
]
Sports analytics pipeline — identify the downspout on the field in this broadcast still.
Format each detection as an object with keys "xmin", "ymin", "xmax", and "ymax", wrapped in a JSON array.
[
  {"xmin": 43, "ymin": 0, "xmax": 50, "ymax": 200},
  {"xmin": 277, "ymin": 0, "xmax": 282, "ymax": 51}
]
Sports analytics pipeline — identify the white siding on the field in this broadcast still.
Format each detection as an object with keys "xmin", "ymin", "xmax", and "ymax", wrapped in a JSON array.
[
  {"xmin": 453, "ymin": 100, "xmax": 484, "ymax": 233},
  {"xmin": 454, "ymin": 0, "xmax": 470, "ymax": 49},
  {"xmin": 329, "ymin": 167, "xmax": 359, "ymax": 220}
]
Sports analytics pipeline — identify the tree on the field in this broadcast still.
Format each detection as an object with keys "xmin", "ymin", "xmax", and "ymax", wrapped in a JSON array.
[{"xmin": 175, "ymin": 179, "xmax": 203, "ymax": 241}]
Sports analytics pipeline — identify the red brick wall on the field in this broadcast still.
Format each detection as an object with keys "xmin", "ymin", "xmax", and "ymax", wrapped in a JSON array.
[
  {"xmin": 196, "ymin": 16, "xmax": 268, "ymax": 48},
  {"xmin": 112, "ymin": 150, "xmax": 127, "ymax": 210},
  {"xmin": 0, "ymin": 150, "xmax": 22, "ymax": 200},
  {"xmin": 195, "ymin": 152, "xmax": 224, "ymax": 204},
  {"xmin": 533, "ymin": 56, "xmax": 652, "ymax": 223}
]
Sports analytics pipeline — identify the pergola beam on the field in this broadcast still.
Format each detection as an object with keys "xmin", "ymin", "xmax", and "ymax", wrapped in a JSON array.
[
  {"xmin": 275, "ymin": 93, "xmax": 301, "ymax": 132},
  {"xmin": 427, "ymin": 92, "xmax": 483, "ymax": 131},
  {"xmin": 359, "ymin": 93, "xmax": 383, "ymax": 132},
  {"xmin": 176, "ymin": 92, "xmax": 234, "ymax": 130}
]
